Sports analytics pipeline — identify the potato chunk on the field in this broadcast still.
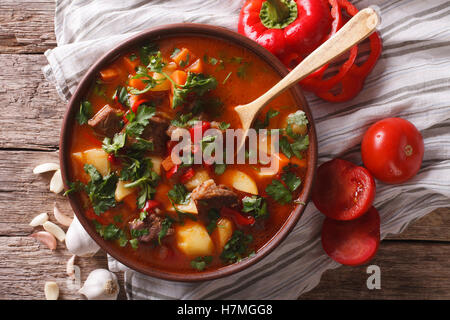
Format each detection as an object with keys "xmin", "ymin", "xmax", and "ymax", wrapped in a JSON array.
[
  {"xmin": 228, "ymin": 170, "xmax": 258, "ymax": 195},
  {"xmin": 175, "ymin": 198, "xmax": 198, "ymax": 214},
  {"xmin": 72, "ymin": 148, "xmax": 110, "ymax": 176},
  {"xmin": 176, "ymin": 221, "xmax": 214, "ymax": 257},
  {"xmin": 211, "ymin": 218, "xmax": 234, "ymax": 254},
  {"xmin": 149, "ymin": 156, "xmax": 162, "ymax": 175},
  {"xmin": 184, "ymin": 169, "xmax": 210, "ymax": 191},
  {"xmin": 115, "ymin": 180, "xmax": 136, "ymax": 202}
]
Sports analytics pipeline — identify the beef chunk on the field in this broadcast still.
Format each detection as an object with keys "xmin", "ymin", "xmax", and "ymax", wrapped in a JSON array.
[
  {"xmin": 88, "ymin": 104, "xmax": 122, "ymax": 138},
  {"xmin": 129, "ymin": 213, "xmax": 174, "ymax": 243},
  {"xmin": 128, "ymin": 115, "xmax": 169, "ymax": 156},
  {"xmin": 191, "ymin": 179, "xmax": 239, "ymax": 214}
]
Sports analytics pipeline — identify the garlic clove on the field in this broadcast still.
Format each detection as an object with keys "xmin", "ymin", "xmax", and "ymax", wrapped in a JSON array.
[
  {"xmin": 53, "ymin": 204, "xmax": 73, "ymax": 227},
  {"xmin": 30, "ymin": 231, "xmax": 57, "ymax": 250},
  {"xmin": 66, "ymin": 216, "xmax": 100, "ymax": 257},
  {"xmin": 43, "ymin": 221, "xmax": 66, "ymax": 242},
  {"xmin": 33, "ymin": 163, "xmax": 60, "ymax": 174},
  {"xmin": 44, "ymin": 281, "xmax": 59, "ymax": 300},
  {"xmin": 79, "ymin": 269, "xmax": 119, "ymax": 300},
  {"xmin": 50, "ymin": 169, "xmax": 64, "ymax": 194},
  {"xmin": 29, "ymin": 212, "xmax": 49, "ymax": 227},
  {"xmin": 66, "ymin": 255, "xmax": 76, "ymax": 279}
]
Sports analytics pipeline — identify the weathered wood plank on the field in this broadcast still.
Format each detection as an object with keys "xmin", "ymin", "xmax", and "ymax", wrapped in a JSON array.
[
  {"xmin": 386, "ymin": 207, "xmax": 450, "ymax": 242},
  {"xmin": 0, "ymin": 236, "xmax": 126, "ymax": 300},
  {"xmin": 0, "ymin": 54, "xmax": 63, "ymax": 150},
  {"xmin": 300, "ymin": 241, "xmax": 450, "ymax": 300},
  {"xmin": 0, "ymin": 0, "xmax": 56, "ymax": 54}
]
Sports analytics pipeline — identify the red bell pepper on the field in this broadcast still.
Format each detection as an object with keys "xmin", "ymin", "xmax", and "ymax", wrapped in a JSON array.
[
  {"xmin": 166, "ymin": 164, "xmax": 179, "ymax": 179},
  {"xmin": 239, "ymin": 0, "xmax": 332, "ymax": 60},
  {"xmin": 180, "ymin": 167, "xmax": 195, "ymax": 184},
  {"xmin": 221, "ymin": 207, "xmax": 256, "ymax": 227},
  {"xmin": 311, "ymin": 0, "xmax": 382, "ymax": 102},
  {"xmin": 107, "ymin": 153, "xmax": 121, "ymax": 165},
  {"xmin": 189, "ymin": 121, "xmax": 211, "ymax": 142},
  {"xmin": 131, "ymin": 98, "xmax": 148, "ymax": 113},
  {"xmin": 143, "ymin": 199, "xmax": 160, "ymax": 212}
]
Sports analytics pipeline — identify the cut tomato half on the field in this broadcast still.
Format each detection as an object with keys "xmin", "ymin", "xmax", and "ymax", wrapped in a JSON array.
[
  {"xmin": 312, "ymin": 158, "xmax": 375, "ymax": 220},
  {"xmin": 321, "ymin": 206, "xmax": 380, "ymax": 266}
]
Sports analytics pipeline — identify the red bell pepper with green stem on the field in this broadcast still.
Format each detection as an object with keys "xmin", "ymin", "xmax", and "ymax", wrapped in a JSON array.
[{"xmin": 239, "ymin": 0, "xmax": 332, "ymax": 60}]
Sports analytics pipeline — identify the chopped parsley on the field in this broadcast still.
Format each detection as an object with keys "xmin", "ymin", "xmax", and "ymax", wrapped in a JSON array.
[
  {"xmin": 93, "ymin": 221, "xmax": 126, "ymax": 244},
  {"xmin": 168, "ymin": 184, "xmax": 190, "ymax": 205},
  {"xmin": 82, "ymin": 164, "xmax": 118, "ymax": 215},
  {"xmin": 282, "ymin": 168, "xmax": 301, "ymax": 193},
  {"xmin": 170, "ymin": 48, "xmax": 181, "ymax": 59},
  {"xmin": 265, "ymin": 180, "xmax": 292, "ymax": 205},
  {"xmin": 113, "ymin": 86, "xmax": 129, "ymax": 106},
  {"xmin": 102, "ymin": 132, "xmax": 126, "ymax": 155},
  {"xmin": 206, "ymin": 208, "xmax": 220, "ymax": 234},
  {"xmin": 254, "ymin": 108, "xmax": 279, "ymax": 129},
  {"xmin": 222, "ymin": 71, "xmax": 232, "ymax": 84},
  {"xmin": 121, "ymin": 157, "xmax": 160, "ymax": 209},
  {"xmin": 170, "ymin": 112, "xmax": 199, "ymax": 128},
  {"xmin": 128, "ymin": 66, "xmax": 159, "ymax": 95},
  {"xmin": 191, "ymin": 256, "xmax": 213, "ymax": 271},
  {"xmin": 242, "ymin": 196, "xmax": 268, "ymax": 220},
  {"xmin": 214, "ymin": 163, "xmax": 226, "ymax": 175},
  {"xmin": 220, "ymin": 231, "xmax": 253, "ymax": 264},
  {"xmin": 139, "ymin": 43, "xmax": 159, "ymax": 66},
  {"xmin": 129, "ymin": 53, "xmax": 137, "ymax": 61},
  {"xmin": 179, "ymin": 53, "xmax": 190, "ymax": 67},
  {"xmin": 76, "ymin": 101, "xmax": 92, "ymax": 125},
  {"xmin": 218, "ymin": 122, "xmax": 231, "ymax": 130},
  {"xmin": 124, "ymin": 104, "xmax": 156, "ymax": 137},
  {"xmin": 172, "ymin": 72, "xmax": 218, "ymax": 109},
  {"xmin": 158, "ymin": 216, "xmax": 173, "ymax": 244}
]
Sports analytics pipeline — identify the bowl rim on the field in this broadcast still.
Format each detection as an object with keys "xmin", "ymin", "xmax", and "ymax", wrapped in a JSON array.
[{"xmin": 60, "ymin": 23, "xmax": 317, "ymax": 282}]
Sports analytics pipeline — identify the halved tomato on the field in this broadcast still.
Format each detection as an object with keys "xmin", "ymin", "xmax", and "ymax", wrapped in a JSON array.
[
  {"xmin": 321, "ymin": 206, "xmax": 380, "ymax": 266},
  {"xmin": 312, "ymin": 158, "xmax": 375, "ymax": 220}
]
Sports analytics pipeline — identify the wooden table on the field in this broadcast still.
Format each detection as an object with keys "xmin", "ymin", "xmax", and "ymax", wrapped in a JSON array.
[{"xmin": 0, "ymin": 0, "xmax": 448, "ymax": 300}]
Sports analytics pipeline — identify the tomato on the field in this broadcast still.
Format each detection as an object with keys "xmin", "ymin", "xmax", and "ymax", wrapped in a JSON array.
[
  {"xmin": 312, "ymin": 159, "xmax": 376, "ymax": 221},
  {"xmin": 321, "ymin": 206, "xmax": 380, "ymax": 266},
  {"xmin": 361, "ymin": 118, "xmax": 424, "ymax": 184}
]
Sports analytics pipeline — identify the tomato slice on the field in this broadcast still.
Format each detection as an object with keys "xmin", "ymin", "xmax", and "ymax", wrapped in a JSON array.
[
  {"xmin": 321, "ymin": 206, "xmax": 380, "ymax": 266},
  {"xmin": 312, "ymin": 159, "xmax": 375, "ymax": 220}
]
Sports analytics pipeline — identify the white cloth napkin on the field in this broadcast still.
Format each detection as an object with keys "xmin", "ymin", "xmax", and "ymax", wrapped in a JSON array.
[{"xmin": 44, "ymin": 0, "xmax": 450, "ymax": 299}]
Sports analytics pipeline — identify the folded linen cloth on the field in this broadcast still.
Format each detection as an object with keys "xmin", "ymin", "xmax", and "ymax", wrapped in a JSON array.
[{"xmin": 44, "ymin": 0, "xmax": 450, "ymax": 299}]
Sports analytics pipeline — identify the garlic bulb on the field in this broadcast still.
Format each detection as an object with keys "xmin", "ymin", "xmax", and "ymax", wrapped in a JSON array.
[
  {"xmin": 44, "ymin": 281, "xmax": 59, "ymax": 300},
  {"xmin": 29, "ymin": 212, "xmax": 49, "ymax": 227},
  {"xmin": 50, "ymin": 169, "xmax": 64, "ymax": 194},
  {"xmin": 33, "ymin": 163, "xmax": 60, "ymax": 174},
  {"xmin": 79, "ymin": 269, "xmax": 119, "ymax": 300},
  {"xmin": 65, "ymin": 215, "xmax": 100, "ymax": 257}
]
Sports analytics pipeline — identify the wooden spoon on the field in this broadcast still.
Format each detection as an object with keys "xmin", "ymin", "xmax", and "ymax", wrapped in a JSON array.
[{"xmin": 235, "ymin": 7, "xmax": 380, "ymax": 147}]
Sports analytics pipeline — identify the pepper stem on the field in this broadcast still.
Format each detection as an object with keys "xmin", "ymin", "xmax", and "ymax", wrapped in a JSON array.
[{"xmin": 265, "ymin": 0, "xmax": 290, "ymax": 23}]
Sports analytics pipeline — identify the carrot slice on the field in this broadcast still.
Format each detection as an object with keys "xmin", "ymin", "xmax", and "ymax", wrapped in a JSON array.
[
  {"xmin": 186, "ymin": 58, "xmax": 204, "ymax": 74},
  {"xmin": 129, "ymin": 77, "xmax": 148, "ymax": 91},
  {"xmin": 171, "ymin": 48, "xmax": 194, "ymax": 67},
  {"xmin": 290, "ymin": 157, "xmax": 307, "ymax": 168},
  {"xmin": 123, "ymin": 193, "xmax": 137, "ymax": 211},
  {"xmin": 171, "ymin": 70, "xmax": 187, "ymax": 86},
  {"xmin": 321, "ymin": 206, "xmax": 380, "ymax": 266},
  {"xmin": 99, "ymin": 67, "xmax": 119, "ymax": 82},
  {"xmin": 123, "ymin": 55, "xmax": 140, "ymax": 74}
]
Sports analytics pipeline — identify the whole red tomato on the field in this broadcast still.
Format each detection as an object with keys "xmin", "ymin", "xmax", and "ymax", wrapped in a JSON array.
[{"xmin": 361, "ymin": 118, "xmax": 424, "ymax": 184}]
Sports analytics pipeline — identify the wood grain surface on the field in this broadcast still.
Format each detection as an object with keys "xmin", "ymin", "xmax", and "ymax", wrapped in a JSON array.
[{"xmin": 0, "ymin": 0, "xmax": 448, "ymax": 300}]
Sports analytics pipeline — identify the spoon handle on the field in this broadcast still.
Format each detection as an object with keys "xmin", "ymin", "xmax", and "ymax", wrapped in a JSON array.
[{"xmin": 252, "ymin": 7, "xmax": 380, "ymax": 108}]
